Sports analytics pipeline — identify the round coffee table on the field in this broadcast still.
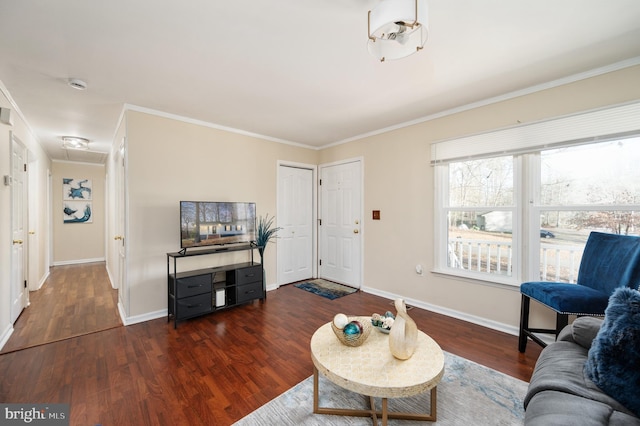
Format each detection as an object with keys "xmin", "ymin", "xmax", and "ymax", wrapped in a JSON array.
[{"xmin": 310, "ymin": 316, "xmax": 445, "ymax": 425}]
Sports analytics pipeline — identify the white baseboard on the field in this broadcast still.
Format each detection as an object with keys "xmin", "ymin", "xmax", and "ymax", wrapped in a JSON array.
[
  {"xmin": 52, "ymin": 257, "xmax": 106, "ymax": 266},
  {"xmin": 0, "ymin": 324, "xmax": 14, "ymax": 352},
  {"xmin": 266, "ymin": 283, "xmax": 279, "ymax": 292},
  {"xmin": 117, "ymin": 302, "xmax": 166, "ymax": 326},
  {"xmin": 362, "ymin": 286, "xmax": 521, "ymax": 337},
  {"xmin": 105, "ymin": 265, "xmax": 118, "ymax": 290},
  {"xmin": 32, "ymin": 269, "xmax": 50, "ymax": 291}
]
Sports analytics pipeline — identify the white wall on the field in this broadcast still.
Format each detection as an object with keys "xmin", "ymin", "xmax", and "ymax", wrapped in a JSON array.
[
  {"xmin": 3, "ymin": 64, "xmax": 640, "ymax": 341},
  {"xmin": 319, "ymin": 65, "xmax": 640, "ymax": 334},
  {"xmin": 119, "ymin": 110, "xmax": 319, "ymax": 319},
  {"xmin": 51, "ymin": 161, "xmax": 106, "ymax": 265}
]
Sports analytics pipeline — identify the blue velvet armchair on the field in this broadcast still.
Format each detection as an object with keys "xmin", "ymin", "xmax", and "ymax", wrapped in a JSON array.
[{"xmin": 518, "ymin": 231, "xmax": 640, "ymax": 352}]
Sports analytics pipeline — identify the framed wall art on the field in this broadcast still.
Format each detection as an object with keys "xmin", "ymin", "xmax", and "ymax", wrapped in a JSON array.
[{"xmin": 63, "ymin": 178, "xmax": 93, "ymax": 223}]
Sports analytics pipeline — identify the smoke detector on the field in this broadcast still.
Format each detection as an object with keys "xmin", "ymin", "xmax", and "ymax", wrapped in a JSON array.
[{"xmin": 68, "ymin": 78, "xmax": 87, "ymax": 90}]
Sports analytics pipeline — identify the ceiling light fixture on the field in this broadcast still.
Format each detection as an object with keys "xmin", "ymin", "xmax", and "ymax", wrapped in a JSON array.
[
  {"xmin": 367, "ymin": 0, "xmax": 428, "ymax": 62},
  {"xmin": 67, "ymin": 78, "xmax": 87, "ymax": 90},
  {"xmin": 62, "ymin": 136, "xmax": 90, "ymax": 150}
]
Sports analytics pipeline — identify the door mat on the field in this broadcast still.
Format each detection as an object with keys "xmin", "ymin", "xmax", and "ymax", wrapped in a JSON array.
[{"xmin": 294, "ymin": 279, "xmax": 357, "ymax": 300}]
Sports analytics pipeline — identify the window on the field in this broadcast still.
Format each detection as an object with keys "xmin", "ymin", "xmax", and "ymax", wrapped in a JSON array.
[
  {"xmin": 446, "ymin": 156, "xmax": 515, "ymax": 278},
  {"xmin": 432, "ymin": 102, "xmax": 640, "ymax": 285},
  {"xmin": 534, "ymin": 140, "xmax": 640, "ymax": 283},
  {"xmin": 436, "ymin": 138, "xmax": 640, "ymax": 284}
]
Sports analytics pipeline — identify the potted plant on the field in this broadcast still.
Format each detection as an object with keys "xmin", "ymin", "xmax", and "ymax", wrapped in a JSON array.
[{"xmin": 256, "ymin": 214, "xmax": 281, "ymax": 264}]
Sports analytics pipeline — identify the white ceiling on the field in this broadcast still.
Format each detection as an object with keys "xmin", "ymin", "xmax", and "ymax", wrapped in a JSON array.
[{"xmin": 1, "ymin": 0, "xmax": 640, "ymax": 164}]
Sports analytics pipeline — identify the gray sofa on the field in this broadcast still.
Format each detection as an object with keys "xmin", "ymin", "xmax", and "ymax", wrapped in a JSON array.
[{"xmin": 524, "ymin": 316, "xmax": 640, "ymax": 426}]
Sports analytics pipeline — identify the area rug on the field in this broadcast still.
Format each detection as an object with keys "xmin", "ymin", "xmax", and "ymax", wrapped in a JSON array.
[
  {"xmin": 294, "ymin": 279, "xmax": 358, "ymax": 300},
  {"xmin": 233, "ymin": 351, "xmax": 528, "ymax": 425}
]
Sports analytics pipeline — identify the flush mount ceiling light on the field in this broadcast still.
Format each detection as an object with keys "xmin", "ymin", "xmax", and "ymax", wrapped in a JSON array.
[
  {"xmin": 367, "ymin": 0, "xmax": 429, "ymax": 62},
  {"xmin": 62, "ymin": 136, "xmax": 90, "ymax": 150},
  {"xmin": 67, "ymin": 78, "xmax": 87, "ymax": 90}
]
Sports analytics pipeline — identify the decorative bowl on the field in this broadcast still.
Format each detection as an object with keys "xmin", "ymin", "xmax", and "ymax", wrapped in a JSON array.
[
  {"xmin": 374, "ymin": 324, "xmax": 391, "ymax": 334},
  {"xmin": 331, "ymin": 317, "xmax": 372, "ymax": 347},
  {"xmin": 371, "ymin": 312, "xmax": 394, "ymax": 334}
]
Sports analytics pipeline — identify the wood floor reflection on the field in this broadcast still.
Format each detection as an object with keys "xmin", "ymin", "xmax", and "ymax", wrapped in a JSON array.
[{"xmin": 0, "ymin": 262, "xmax": 121, "ymax": 354}]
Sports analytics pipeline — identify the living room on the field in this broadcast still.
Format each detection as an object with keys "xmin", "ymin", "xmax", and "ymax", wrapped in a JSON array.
[{"xmin": 1, "ymin": 1, "xmax": 640, "ymax": 425}]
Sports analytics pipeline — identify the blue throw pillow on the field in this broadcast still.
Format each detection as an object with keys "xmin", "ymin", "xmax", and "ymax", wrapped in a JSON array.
[{"xmin": 584, "ymin": 287, "xmax": 640, "ymax": 417}]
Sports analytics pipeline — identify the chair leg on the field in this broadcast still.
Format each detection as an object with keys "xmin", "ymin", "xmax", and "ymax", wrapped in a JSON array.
[
  {"xmin": 518, "ymin": 294, "xmax": 530, "ymax": 353},
  {"xmin": 555, "ymin": 313, "xmax": 569, "ymax": 339}
]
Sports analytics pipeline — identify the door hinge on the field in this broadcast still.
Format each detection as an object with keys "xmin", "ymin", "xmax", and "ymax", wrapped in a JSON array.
[
  {"xmin": 319, "ymin": 219, "xmax": 322, "ymax": 226},
  {"xmin": 319, "ymin": 259, "xmax": 322, "ymax": 266},
  {"xmin": 319, "ymin": 179, "xmax": 322, "ymax": 185},
  {"xmin": 24, "ymin": 280, "xmax": 27, "ymax": 288},
  {"xmin": 23, "ymin": 164, "xmax": 27, "ymax": 172}
]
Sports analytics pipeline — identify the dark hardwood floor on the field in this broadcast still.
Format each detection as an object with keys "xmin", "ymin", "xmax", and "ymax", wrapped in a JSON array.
[
  {"xmin": 0, "ymin": 263, "xmax": 542, "ymax": 425},
  {"xmin": 0, "ymin": 262, "xmax": 121, "ymax": 354}
]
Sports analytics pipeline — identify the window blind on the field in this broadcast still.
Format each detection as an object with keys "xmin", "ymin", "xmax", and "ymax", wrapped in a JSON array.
[{"xmin": 430, "ymin": 101, "xmax": 640, "ymax": 165}]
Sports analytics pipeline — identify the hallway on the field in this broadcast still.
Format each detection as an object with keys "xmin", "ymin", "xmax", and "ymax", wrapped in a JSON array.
[{"xmin": 1, "ymin": 262, "xmax": 121, "ymax": 354}]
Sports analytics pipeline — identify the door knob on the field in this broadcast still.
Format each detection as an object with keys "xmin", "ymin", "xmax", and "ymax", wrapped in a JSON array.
[
  {"xmin": 114, "ymin": 235, "xmax": 123, "ymax": 240},
  {"xmin": 353, "ymin": 229, "xmax": 359, "ymax": 234},
  {"xmin": 13, "ymin": 239, "xmax": 23, "ymax": 244}
]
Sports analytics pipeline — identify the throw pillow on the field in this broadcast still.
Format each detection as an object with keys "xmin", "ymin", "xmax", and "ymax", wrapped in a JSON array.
[{"xmin": 584, "ymin": 287, "xmax": 640, "ymax": 417}]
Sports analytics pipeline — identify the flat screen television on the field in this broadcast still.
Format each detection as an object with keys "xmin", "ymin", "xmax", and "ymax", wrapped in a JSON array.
[{"xmin": 180, "ymin": 201, "xmax": 256, "ymax": 250}]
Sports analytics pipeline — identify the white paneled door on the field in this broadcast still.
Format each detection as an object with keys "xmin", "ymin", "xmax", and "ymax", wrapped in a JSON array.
[
  {"xmin": 115, "ymin": 140, "xmax": 127, "ymax": 309},
  {"xmin": 319, "ymin": 160, "xmax": 362, "ymax": 288},
  {"xmin": 10, "ymin": 134, "xmax": 28, "ymax": 324},
  {"xmin": 277, "ymin": 165, "xmax": 314, "ymax": 284}
]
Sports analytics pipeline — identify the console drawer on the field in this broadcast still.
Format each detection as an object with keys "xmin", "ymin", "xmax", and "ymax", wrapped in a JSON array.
[
  {"xmin": 235, "ymin": 266, "xmax": 263, "ymax": 286},
  {"xmin": 176, "ymin": 293, "xmax": 212, "ymax": 319},
  {"xmin": 176, "ymin": 274, "xmax": 212, "ymax": 298},
  {"xmin": 237, "ymin": 281, "xmax": 264, "ymax": 304}
]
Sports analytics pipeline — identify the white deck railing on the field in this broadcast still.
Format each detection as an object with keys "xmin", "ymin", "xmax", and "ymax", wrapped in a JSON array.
[{"xmin": 448, "ymin": 238, "xmax": 584, "ymax": 282}]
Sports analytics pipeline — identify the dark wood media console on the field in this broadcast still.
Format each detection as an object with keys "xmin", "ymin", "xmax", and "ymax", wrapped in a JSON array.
[{"xmin": 167, "ymin": 244, "xmax": 264, "ymax": 328}]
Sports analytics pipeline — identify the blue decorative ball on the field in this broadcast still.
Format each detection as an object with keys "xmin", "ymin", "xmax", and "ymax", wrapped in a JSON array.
[{"xmin": 343, "ymin": 321, "xmax": 361, "ymax": 336}]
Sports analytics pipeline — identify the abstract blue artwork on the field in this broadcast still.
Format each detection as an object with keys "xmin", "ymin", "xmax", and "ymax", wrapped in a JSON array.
[
  {"xmin": 63, "ymin": 201, "xmax": 92, "ymax": 223},
  {"xmin": 63, "ymin": 178, "xmax": 93, "ymax": 223},
  {"xmin": 63, "ymin": 178, "xmax": 92, "ymax": 200}
]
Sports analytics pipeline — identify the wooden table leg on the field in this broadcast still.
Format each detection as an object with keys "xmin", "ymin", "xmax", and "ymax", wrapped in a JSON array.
[
  {"xmin": 313, "ymin": 366, "xmax": 319, "ymax": 413},
  {"xmin": 430, "ymin": 385, "xmax": 437, "ymax": 420},
  {"xmin": 381, "ymin": 397, "xmax": 388, "ymax": 426},
  {"xmin": 314, "ymin": 369, "xmax": 437, "ymax": 423}
]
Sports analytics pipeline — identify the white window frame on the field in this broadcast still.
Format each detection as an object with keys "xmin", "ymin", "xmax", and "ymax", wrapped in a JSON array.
[
  {"xmin": 432, "ymin": 101, "xmax": 640, "ymax": 286},
  {"xmin": 434, "ymin": 156, "xmax": 522, "ymax": 286}
]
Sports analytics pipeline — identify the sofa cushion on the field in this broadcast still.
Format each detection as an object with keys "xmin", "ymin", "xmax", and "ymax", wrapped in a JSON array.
[
  {"xmin": 525, "ymin": 391, "xmax": 640, "ymax": 426},
  {"xmin": 585, "ymin": 287, "xmax": 640, "ymax": 417},
  {"xmin": 524, "ymin": 341, "xmax": 633, "ymax": 415},
  {"xmin": 570, "ymin": 316, "xmax": 604, "ymax": 349},
  {"xmin": 521, "ymin": 281, "xmax": 610, "ymax": 314}
]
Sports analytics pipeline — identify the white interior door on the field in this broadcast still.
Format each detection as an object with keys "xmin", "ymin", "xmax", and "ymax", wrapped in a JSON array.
[
  {"xmin": 27, "ymin": 152, "xmax": 39, "ymax": 291},
  {"xmin": 319, "ymin": 160, "xmax": 362, "ymax": 287},
  {"xmin": 115, "ymin": 140, "xmax": 127, "ymax": 310},
  {"xmin": 10, "ymin": 134, "xmax": 28, "ymax": 323},
  {"xmin": 277, "ymin": 165, "xmax": 314, "ymax": 284}
]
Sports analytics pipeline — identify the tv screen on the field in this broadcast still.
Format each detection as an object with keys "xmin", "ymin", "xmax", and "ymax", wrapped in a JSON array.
[{"xmin": 180, "ymin": 201, "xmax": 256, "ymax": 249}]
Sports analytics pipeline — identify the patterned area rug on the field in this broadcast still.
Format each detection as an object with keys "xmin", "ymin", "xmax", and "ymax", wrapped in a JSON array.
[
  {"xmin": 294, "ymin": 279, "xmax": 357, "ymax": 300},
  {"xmin": 234, "ymin": 351, "xmax": 528, "ymax": 425}
]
